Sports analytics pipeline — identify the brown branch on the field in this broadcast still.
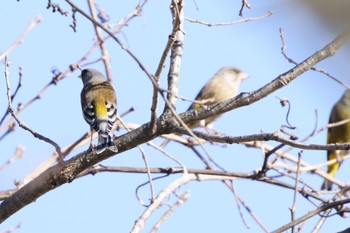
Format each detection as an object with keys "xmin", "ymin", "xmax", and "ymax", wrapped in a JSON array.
[
  {"xmin": 0, "ymin": 12, "xmax": 141, "ymax": 134},
  {"xmin": 1, "ymin": 26, "xmax": 350, "ymax": 224},
  {"xmin": 244, "ymin": 140, "xmax": 347, "ymax": 189},
  {"xmin": 175, "ymin": 26, "xmax": 350, "ymax": 128},
  {"xmin": 176, "ymin": 129, "xmax": 350, "ymax": 152},
  {"xmin": 0, "ymin": 33, "xmax": 103, "ymax": 134}
]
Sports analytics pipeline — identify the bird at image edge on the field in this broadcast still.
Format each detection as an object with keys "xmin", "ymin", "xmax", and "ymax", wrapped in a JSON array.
[
  {"xmin": 321, "ymin": 89, "xmax": 350, "ymax": 190},
  {"xmin": 80, "ymin": 68, "xmax": 118, "ymax": 154}
]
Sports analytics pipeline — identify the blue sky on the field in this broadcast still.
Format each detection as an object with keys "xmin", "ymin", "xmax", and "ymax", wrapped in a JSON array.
[{"xmin": 1, "ymin": 1, "xmax": 350, "ymax": 232}]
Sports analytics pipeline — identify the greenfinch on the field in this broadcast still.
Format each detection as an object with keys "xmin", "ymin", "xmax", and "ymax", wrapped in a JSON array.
[
  {"xmin": 161, "ymin": 66, "xmax": 247, "ymax": 146},
  {"xmin": 185, "ymin": 66, "xmax": 248, "ymax": 129},
  {"xmin": 321, "ymin": 89, "xmax": 350, "ymax": 190},
  {"xmin": 80, "ymin": 68, "xmax": 118, "ymax": 153}
]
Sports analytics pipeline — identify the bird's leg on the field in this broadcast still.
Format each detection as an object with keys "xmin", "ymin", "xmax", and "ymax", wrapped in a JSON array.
[
  {"xmin": 336, "ymin": 150, "xmax": 345, "ymax": 164},
  {"xmin": 107, "ymin": 134, "xmax": 118, "ymax": 153},
  {"xmin": 88, "ymin": 128, "xmax": 95, "ymax": 153}
]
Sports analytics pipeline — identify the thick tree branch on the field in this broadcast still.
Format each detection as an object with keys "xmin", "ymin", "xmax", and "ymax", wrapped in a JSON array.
[
  {"xmin": 178, "ymin": 27, "xmax": 350, "ymax": 126},
  {"xmin": 1, "ymin": 26, "xmax": 350, "ymax": 224}
]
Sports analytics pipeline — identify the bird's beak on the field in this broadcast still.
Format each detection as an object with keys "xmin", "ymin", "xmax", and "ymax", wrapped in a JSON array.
[{"xmin": 77, "ymin": 65, "xmax": 82, "ymax": 79}]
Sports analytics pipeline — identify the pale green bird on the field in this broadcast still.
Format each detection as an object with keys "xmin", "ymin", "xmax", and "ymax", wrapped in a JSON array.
[
  {"xmin": 80, "ymin": 68, "xmax": 118, "ymax": 153},
  {"xmin": 161, "ymin": 66, "xmax": 248, "ymax": 147},
  {"xmin": 321, "ymin": 89, "xmax": 350, "ymax": 190},
  {"xmin": 185, "ymin": 66, "xmax": 248, "ymax": 129}
]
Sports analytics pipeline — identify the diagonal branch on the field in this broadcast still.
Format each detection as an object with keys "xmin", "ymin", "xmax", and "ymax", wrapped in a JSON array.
[
  {"xmin": 0, "ymin": 26, "xmax": 350, "ymax": 224},
  {"xmin": 178, "ymin": 27, "xmax": 350, "ymax": 126},
  {"xmin": 4, "ymin": 57, "xmax": 63, "ymax": 162},
  {"xmin": 0, "ymin": 16, "xmax": 42, "ymax": 61}
]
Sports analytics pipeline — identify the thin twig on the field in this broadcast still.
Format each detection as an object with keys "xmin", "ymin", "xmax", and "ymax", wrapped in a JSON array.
[
  {"xmin": 0, "ymin": 16, "xmax": 42, "ymax": 61},
  {"xmin": 311, "ymin": 208, "xmax": 331, "ymax": 233},
  {"xmin": 271, "ymin": 198, "xmax": 350, "ymax": 233},
  {"xmin": 4, "ymin": 57, "xmax": 64, "ymax": 162},
  {"xmin": 0, "ymin": 67, "xmax": 24, "ymax": 127},
  {"xmin": 228, "ymin": 181, "xmax": 251, "ymax": 230},
  {"xmin": 65, "ymin": 0, "xmax": 155, "ymax": 84},
  {"xmin": 190, "ymin": 145, "xmax": 269, "ymax": 232},
  {"xmin": 106, "ymin": 0, "xmax": 147, "ymax": 29},
  {"xmin": 87, "ymin": 0, "xmax": 113, "ymax": 83},
  {"xmin": 176, "ymin": 129, "xmax": 350, "ymax": 154},
  {"xmin": 1, "ymin": 24, "xmax": 350, "ymax": 224},
  {"xmin": 290, "ymin": 151, "xmax": 302, "ymax": 233},
  {"xmin": 233, "ymin": 189, "xmax": 270, "ymax": 232},
  {"xmin": 150, "ymin": 191, "xmax": 190, "ymax": 233},
  {"xmin": 185, "ymin": 11, "xmax": 271, "ymax": 26},
  {"xmin": 116, "ymin": 116, "xmax": 156, "ymax": 204},
  {"xmin": 47, "ymin": 0, "xmax": 69, "ymax": 16},
  {"xmin": 239, "ymin": 0, "xmax": 252, "ymax": 16},
  {"xmin": 149, "ymin": 15, "xmax": 177, "ymax": 133},
  {"xmin": 0, "ymin": 222, "xmax": 21, "ymax": 233},
  {"xmin": 279, "ymin": 27, "xmax": 350, "ymax": 89},
  {"xmin": 0, "ymin": 146, "xmax": 25, "ymax": 172}
]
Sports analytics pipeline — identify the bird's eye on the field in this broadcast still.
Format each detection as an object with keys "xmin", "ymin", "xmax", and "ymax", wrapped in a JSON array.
[{"xmin": 82, "ymin": 70, "xmax": 92, "ymax": 78}]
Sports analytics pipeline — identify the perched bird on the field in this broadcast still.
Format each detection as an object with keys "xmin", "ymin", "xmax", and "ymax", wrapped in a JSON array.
[
  {"xmin": 161, "ymin": 66, "xmax": 248, "ymax": 146},
  {"xmin": 321, "ymin": 89, "xmax": 350, "ymax": 190},
  {"xmin": 80, "ymin": 68, "xmax": 118, "ymax": 153},
  {"xmin": 185, "ymin": 66, "xmax": 248, "ymax": 129}
]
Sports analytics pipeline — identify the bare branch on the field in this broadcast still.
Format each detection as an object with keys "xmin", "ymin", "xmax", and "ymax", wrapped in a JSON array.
[
  {"xmin": 87, "ymin": 0, "xmax": 113, "ymax": 83},
  {"xmin": 4, "ymin": 57, "xmax": 63, "ymax": 162},
  {"xmin": 0, "ymin": 146, "xmax": 25, "ymax": 172},
  {"xmin": 178, "ymin": 129, "xmax": 350, "ymax": 153},
  {"xmin": 0, "ymin": 16, "xmax": 42, "ymax": 61},
  {"xmin": 1, "ymin": 25, "xmax": 350, "ymax": 224},
  {"xmin": 163, "ymin": 0, "xmax": 185, "ymax": 113},
  {"xmin": 47, "ymin": 0, "xmax": 68, "ymax": 16},
  {"xmin": 271, "ymin": 197, "xmax": 350, "ymax": 233},
  {"xmin": 290, "ymin": 151, "xmax": 302, "ymax": 233},
  {"xmin": 65, "ymin": 0, "xmax": 155, "ymax": 84},
  {"xmin": 239, "ymin": 0, "xmax": 252, "ymax": 16},
  {"xmin": 150, "ymin": 191, "xmax": 190, "ymax": 233},
  {"xmin": 279, "ymin": 27, "xmax": 350, "ymax": 89},
  {"xmin": 185, "ymin": 11, "xmax": 272, "ymax": 27}
]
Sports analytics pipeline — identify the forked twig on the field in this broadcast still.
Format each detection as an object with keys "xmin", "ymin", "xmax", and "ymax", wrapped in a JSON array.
[{"xmin": 4, "ymin": 57, "xmax": 64, "ymax": 162}]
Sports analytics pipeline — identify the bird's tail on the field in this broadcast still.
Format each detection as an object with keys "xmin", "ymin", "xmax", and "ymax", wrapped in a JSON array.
[
  {"xmin": 96, "ymin": 133, "xmax": 118, "ymax": 154},
  {"xmin": 321, "ymin": 151, "xmax": 340, "ymax": 190},
  {"xmin": 320, "ymin": 180, "xmax": 332, "ymax": 191}
]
